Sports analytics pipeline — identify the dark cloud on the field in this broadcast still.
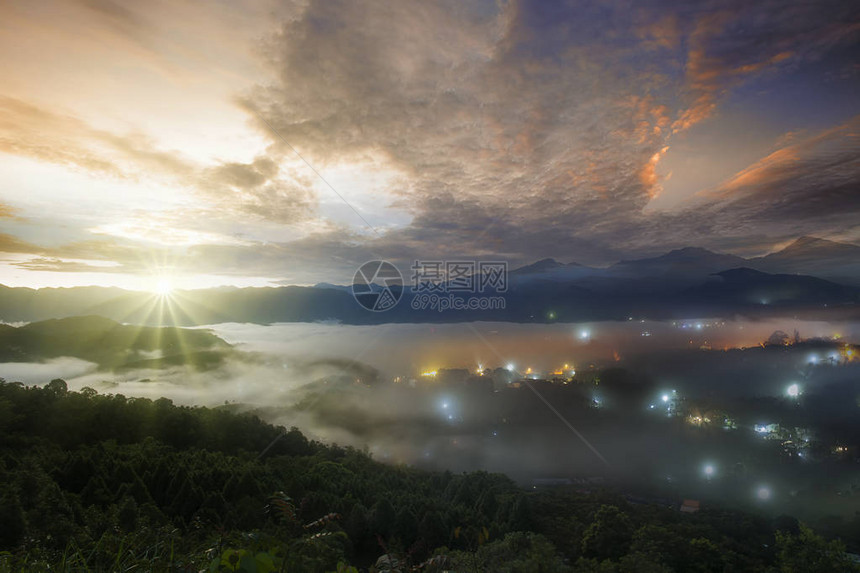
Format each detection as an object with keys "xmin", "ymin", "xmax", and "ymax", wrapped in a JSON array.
[
  {"xmin": 1, "ymin": 0, "xmax": 858, "ymax": 284},
  {"xmin": 201, "ymin": 156, "xmax": 317, "ymax": 224},
  {"xmin": 650, "ymin": 116, "xmax": 860, "ymax": 251},
  {"xmin": 240, "ymin": 0, "xmax": 859, "ymax": 269}
]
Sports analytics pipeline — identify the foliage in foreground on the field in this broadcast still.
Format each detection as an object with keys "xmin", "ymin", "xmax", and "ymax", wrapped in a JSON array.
[{"xmin": 0, "ymin": 379, "xmax": 857, "ymax": 572}]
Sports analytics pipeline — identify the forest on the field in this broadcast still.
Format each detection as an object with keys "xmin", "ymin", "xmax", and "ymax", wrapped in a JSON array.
[{"xmin": 0, "ymin": 379, "xmax": 857, "ymax": 572}]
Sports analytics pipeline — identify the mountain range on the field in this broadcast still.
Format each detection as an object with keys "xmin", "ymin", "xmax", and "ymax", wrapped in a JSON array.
[{"xmin": 0, "ymin": 236, "xmax": 857, "ymax": 325}]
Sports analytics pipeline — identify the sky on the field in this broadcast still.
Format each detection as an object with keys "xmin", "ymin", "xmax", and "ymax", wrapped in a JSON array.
[{"xmin": 0, "ymin": 0, "xmax": 858, "ymax": 290}]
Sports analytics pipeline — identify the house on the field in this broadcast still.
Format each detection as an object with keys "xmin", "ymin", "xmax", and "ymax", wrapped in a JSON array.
[{"xmin": 680, "ymin": 499, "xmax": 701, "ymax": 513}]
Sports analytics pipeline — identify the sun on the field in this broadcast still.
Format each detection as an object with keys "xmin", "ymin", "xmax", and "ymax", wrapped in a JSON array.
[{"xmin": 154, "ymin": 278, "xmax": 173, "ymax": 296}]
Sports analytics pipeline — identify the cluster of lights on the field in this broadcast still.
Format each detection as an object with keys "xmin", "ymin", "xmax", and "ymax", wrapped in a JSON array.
[{"xmin": 687, "ymin": 414, "xmax": 711, "ymax": 426}]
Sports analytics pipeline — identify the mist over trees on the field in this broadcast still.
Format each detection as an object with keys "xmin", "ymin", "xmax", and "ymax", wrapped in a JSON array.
[{"xmin": 1, "ymin": 380, "xmax": 857, "ymax": 572}]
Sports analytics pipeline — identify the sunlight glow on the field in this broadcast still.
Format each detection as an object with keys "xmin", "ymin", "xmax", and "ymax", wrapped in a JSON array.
[{"xmin": 154, "ymin": 278, "xmax": 173, "ymax": 296}]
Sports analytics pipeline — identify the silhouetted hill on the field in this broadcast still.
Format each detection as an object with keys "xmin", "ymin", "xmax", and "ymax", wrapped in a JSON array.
[
  {"xmin": 0, "ymin": 284, "xmax": 127, "ymax": 322},
  {"xmin": 0, "ymin": 315, "xmax": 232, "ymax": 370},
  {"xmin": 610, "ymin": 247, "xmax": 748, "ymax": 277},
  {"xmin": 2, "ymin": 240, "xmax": 859, "ymax": 325},
  {"xmin": 512, "ymin": 258, "xmax": 569, "ymax": 275},
  {"xmin": 683, "ymin": 267, "xmax": 859, "ymax": 306},
  {"xmin": 749, "ymin": 236, "xmax": 860, "ymax": 285}
]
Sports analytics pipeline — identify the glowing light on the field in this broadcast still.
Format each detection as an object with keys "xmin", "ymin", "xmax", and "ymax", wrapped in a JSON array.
[
  {"xmin": 154, "ymin": 278, "xmax": 173, "ymax": 296},
  {"xmin": 441, "ymin": 402, "xmax": 449, "ymax": 409},
  {"xmin": 421, "ymin": 370, "xmax": 438, "ymax": 377},
  {"xmin": 786, "ymin": 383, "xmax": 800, "ymax": 398},
  {"xmin": 661, "ymin": 394, "xmax": 669, "ymax": 403},
  {"xmin": 506, "ymin": 363, "xmax": 515, "ymax": 371},
  {"xmin": 756, "ymin": 486, "xmax": 772, "ymax": 501},
  {"xmin": 579, "ymin": 329, "xmax": 590, "ymax": 340},
  {"xmin": 703, "ymin": 464, "xmax": 715, "ymax": 478}
]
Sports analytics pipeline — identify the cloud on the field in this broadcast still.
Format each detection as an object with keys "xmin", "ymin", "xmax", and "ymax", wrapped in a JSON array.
[
  {"xmin": 10, "ymin": 257, "xmax": 123, "ymax": 273},
  {"xmin": 0, "ymin": 93, "xmax": 318, "ymax": 230},
  {"xmin": 0, "ymin": 96, "xmax": 126, "ymax": 176},
  {"xmin": 670, "ymin": 0, "xmax": 858, "ymax": 132},
  {"xmin": 0, "ymin": 233, "xmax": 48, "ymax": 255},
  {"xmin": 237, "ymin": 0, "xmax": 859, "ymax": 267},
  {"xmin": 0, "ymin": 0, "xmax": 858, "ymax": 285},
  {"xmin": 669, "ymin": 116, "xmax": 860, "ymax": 243},
  {"xmin": 0, "ymin": 204, "xmax": 17, "ymax": 219}
]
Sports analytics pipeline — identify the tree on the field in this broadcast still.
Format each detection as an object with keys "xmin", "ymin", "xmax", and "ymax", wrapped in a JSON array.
[
  {"xmin": 581, "ymin": 505, "xmax": 634, "ymax": 561},
  {"xmin": 44, "ymin": 378, "xmax": 68, "ymax": 397},
  {"xmin": 419, "ymin": 511, "xmax": 448, "ymax": 551},
  {"xmin": 775, "ymin": 524, "xmax": 860, "ymax": 572},
  {"xmin": 371, "ymin": 498, "xmax": 396, "ymax": 539},
  {"xmin": 0, "ymin": 490, "xmax": 26, "ymax": 549},
  {"xmin": 394, "ymin": 508, "xmax": 418, "ymax": 546}
]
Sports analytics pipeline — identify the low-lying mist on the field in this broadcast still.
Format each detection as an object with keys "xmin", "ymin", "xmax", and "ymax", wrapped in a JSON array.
[{"xmin": 3, "ymin": 317, "xmax": 859, "ymax": 524}]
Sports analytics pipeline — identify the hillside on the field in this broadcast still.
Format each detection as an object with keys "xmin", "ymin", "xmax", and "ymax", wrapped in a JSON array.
[
  {"xmin": 0, "ymin": 315, "xmax": 232, "ymax": 370},
  {"xmin": 0, "ymin": 381, "xmax": 856, "ymax": 572}
]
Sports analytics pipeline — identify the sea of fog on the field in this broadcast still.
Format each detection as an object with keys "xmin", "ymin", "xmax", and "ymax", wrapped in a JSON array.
[
  {"xmin": 5, "ymin": 316, "xmax": 858, "ymax": 411},
  {"xmin": 4, "ymin": 317, "xmax": 860, "ymax": 522}
]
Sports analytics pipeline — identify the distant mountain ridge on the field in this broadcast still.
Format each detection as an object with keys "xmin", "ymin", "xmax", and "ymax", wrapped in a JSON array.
[
  {"xmin": 748, "ymin": 236, "xmax": 860, "ymax": 284},
  {"xmin": 509, "ymin": 237, "xmax": 860, "ymax": 286},
  {"xmin": 0, "ymin": 237, "xmax": 857, "ymax": 326}
]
